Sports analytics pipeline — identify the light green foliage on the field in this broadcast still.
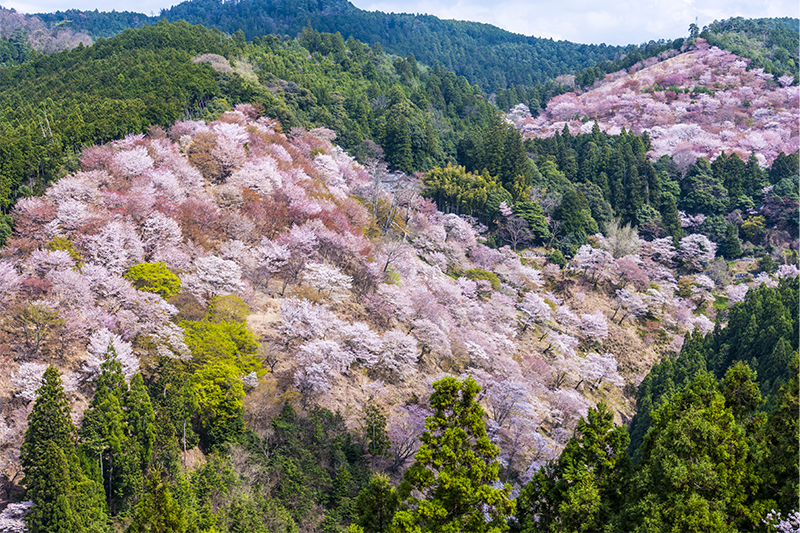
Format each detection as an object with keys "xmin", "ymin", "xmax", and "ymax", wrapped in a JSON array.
[
  {"xmin": 393, "ymin": 376, "xmax": 514, "ymax": 533},
  {"xmin": 126, "ymin": 473, "xmax": 188, "ymax": 533},
  {"xmin": 206, "ymin": 295, "xmax": 250, "ymax": 324},
  {"xmin": 125, "ymin": 262, "xmax": 182, "ymax": 299}
]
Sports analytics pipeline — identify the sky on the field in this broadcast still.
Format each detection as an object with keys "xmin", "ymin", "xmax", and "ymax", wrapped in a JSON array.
[{"xmin": 3, "ymin": 0, "xmax": 797, "ymax": 46}]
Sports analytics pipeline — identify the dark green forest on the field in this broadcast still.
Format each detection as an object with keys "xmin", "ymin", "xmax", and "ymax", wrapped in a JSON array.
[{"xmin": 36, "ymin": 0, "xmax": 626, "ymax": 92}]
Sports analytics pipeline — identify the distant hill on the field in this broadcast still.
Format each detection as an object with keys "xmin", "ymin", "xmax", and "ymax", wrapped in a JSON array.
[
  {"xmin": 510, "ymin": 39, "xmax": 799, "ymax": 166},
  {"xmin": 35, "ymin": 0, "xmax": 626, "ymax": 91}
]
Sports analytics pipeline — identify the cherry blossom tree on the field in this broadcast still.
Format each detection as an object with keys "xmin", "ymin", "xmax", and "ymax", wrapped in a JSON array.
[
  {"xmin": 387, "ymin": 404, "xmax": 429, "ymax": 472},
  {"xmin": 579, "ymin": 310, "xmax": 609, "ymax": 342},
  {"xmin": 378, "ymin": 329, "xmax": 419, "ymax": 378},
  {"xmin": 517, "ymin": 292, "xmax": 553, "ymax": 334},
  {"xmin": 642, "ymin": 237, "xmax": 677, "ymax": 266},
  {"xmin": 181, "ymin": 256, "xmax": 245, "ymax": 301},
  {"xmin": 279, "ymin": 298, "xmax": 342, "ymax": 345},
  {"xmin": 10, "ymin": 363, "xmax": 49, "ymax": 402},
  {"xmin": 81, "ymin": 328, "xmax": 138, "ymax": 383},
  {"xmin": 576, "ymin": 352, "xmax": 624, "ymax": 390},
  {"xmin": 301, "ymin": 262, "xmax": 352, "ymax": 302},
  {"xmin": 570, "ymin": 245, "xmax": 616, "ymax": 284},
  {"xmin": 678, "ymin": 234, "xmax": 717, "ymax": 271},
  {"xmin": 613, "ymin": 288, "xmax": 648, "ymax": 324}
]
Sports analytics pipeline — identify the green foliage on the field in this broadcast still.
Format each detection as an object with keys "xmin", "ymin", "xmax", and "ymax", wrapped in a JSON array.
[
  {"xmin": 126, "ymin": 472, "xmax": 188, "ymax": 533},
  {"xmin": 394, "ymin": 376, "xmax": 514, "ymax": 533},
  {"xmin": 22, "ymin": 366, "xmax": 109, "ymax": 533},
  {"xmin": 181, "ymin": 316, "xmax": 261, "ymax": 450},
  {"xmin": 80, "ymin": 347, "xmax": 145, "ymax": 515},
  {"xmin": 206, "ymin": 294, "xmax": 250, "ymax": 324},
  {"xmin": 125, "ymin": 262, "xmax": 182, "ymax": 299},
  {"xmin": 353, "ymin": 474, "xmax": 398, "ymax": 533},
  {"xmin": 514, "ymin": 403, "xmax": 631, "ymax": 533},
  {"xmin": 361, "ymin": 401, "xmax": 391, "ymax": 460},
  {"xmin": 621, "ymin": 371, "xmax": 753, "ymax": 532},
  {"xmin": 422, "ymin": 165, "xmax": 505, "ymax": 221},
  {"xmin": 463, "ymin": 268, "xmax": 501, "ymax": 292}
]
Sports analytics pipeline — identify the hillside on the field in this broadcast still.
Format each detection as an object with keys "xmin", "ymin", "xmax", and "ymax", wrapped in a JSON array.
[
  {"xmin": 0, "ymin": 21, "xmax": 500, "ymax": 235},
  {"xmin": 1, "ymin": 106, "xmax": 795, "ymax": 530},
  {"xmin": 510, "ymin": 39, "xmax": 799, "ymax": 166},
  {"xmin": 33, "ymin": 0, "xmax": 625, "ymax": 92}
]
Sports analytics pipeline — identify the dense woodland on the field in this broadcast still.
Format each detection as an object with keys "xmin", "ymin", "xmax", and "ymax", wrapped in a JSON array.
[{"xmin": 0, "ymin": 8, "xmax": 797, "ymax": 533}]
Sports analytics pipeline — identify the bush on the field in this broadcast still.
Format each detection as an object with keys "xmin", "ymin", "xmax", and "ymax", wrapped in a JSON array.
[
  {"xmin": 125, "ymin": 262, "xmax": 182, "ymax": 299},
  {"xmin": 463, "ymin": 268, "xmax": 501, "ymax": 291}
]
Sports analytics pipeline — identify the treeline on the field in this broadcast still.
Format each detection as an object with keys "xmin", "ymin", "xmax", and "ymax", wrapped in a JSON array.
[
  {"xmin": 493, "ymin": 38, "xmax": 686, "ymax": 113},
  {"xmin": 514, "ymin": 277, "xmax": 798, "ymax": 532},
  {"xmin": 0, "ymin": 21, "xmax": 498, "ymax": 238},
  {"xmin": 424, "ymin": 126, "xmax": 674, "ymax": 254},
  {"xmin": 701, "ymin": 17, "xmax": 799, "ymax": 79},
  {"xmin": 35, "ymin": 0, "xmax": 625, "ymax": 93}
]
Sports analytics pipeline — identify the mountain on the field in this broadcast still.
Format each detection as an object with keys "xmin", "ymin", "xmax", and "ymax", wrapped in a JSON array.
[
  {"xmin": 0, "ymin": 21, "xmax": 499, "ymax": 231},
  {"xmin": 510, "ymin": 39, "xmax": 799, "ymax": 166},
  {"xmin": 34, "ymin": 0, "xmax": 626, "ymax": 91}
]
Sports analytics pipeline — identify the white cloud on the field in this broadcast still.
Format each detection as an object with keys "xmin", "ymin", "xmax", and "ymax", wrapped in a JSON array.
[{"xmin": 358, "ymin": 0, "xmax": 797, "ymax": 45}]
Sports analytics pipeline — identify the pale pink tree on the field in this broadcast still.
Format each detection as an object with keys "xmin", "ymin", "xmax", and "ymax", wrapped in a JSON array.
[
  {"xmin": 642, "ymin": 237, "xmax": 677, "ymax": 266},
  {"xmin": 81, "ymin": 328, "xmax": 138, "ymax": 383},
  {"xmin": 181, "ymin": 256, "xmax": 245, "ymax": 301},
  {"xmin": 518, "ymin": 292, "xmax": 552, "ymax": 334},
  {"xmin": 726, "ymin": 283, "xmax": 749, "ymax": 303},
  {"xmin": 555, "ymin": 305, "xmax": 581, "ymax": 333},
  {"xmin": 279, "ymin": 298, "xmax": 342, "ymax": 345},
  {"xmin": 580, "ymin": 310, "xmax": 609, "ymax": 342},
  {"xmin": 612, "ymin": 288, "xmax": 648, "ymax": 324},
  {"xmin": 0, "ymin": 261, "xmax": 22, "ymax": 310},
  {"xmin": 577, "ymin": 352, "xmax": 624, "ymax": 390},
  {"xmin": 340, "ymin": 322, "xmax": 383, "ymax": 367},
  {"xmin": 387, "ymin": 404, "xmax": 429, "ymax": 471},
  {"xmin": 11, "ymin": 363, "xmax": 49, "ymax": 402},
  {"xmin": 678, "ymin": 234, "xmax": 717, "ymax": 271},
  {"xmin": 82, "ymin": 219, "xmax": 145, "ymax": 275},
  {"xmin": 570, "ymin": 244, "xmax": 616, "ymax": 284},
  {"xmin": 301, "ymin": 262, "xmax": 352, "ymax": 302},
  {"xmin": 379, "ymin": 329, "xmax": 420, "ymax": 378}
]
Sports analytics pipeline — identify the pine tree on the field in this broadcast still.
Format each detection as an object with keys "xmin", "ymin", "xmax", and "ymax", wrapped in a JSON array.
[
  {"xmin": 126, "ymin": 472, "xmax": 188, "ymax": 533},
  {"xmin": 80, "ymin": 345, "xmax": 143, "ymax": 514},
  {"xmin": 22, "ymin": 366, "xmax": 108, "ymax": 533},
  {"xmin": 393, "ymin": 376, "xmax": 515, "ymax": 532},
  {"xmin": 514, "ymin": 403, "xmax": 630, "ymax": 533}
]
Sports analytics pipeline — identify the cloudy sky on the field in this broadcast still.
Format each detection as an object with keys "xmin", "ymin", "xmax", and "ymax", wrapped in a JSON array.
[{"xmin": 4, "ymin": 0, "xmax": 797, "ymax": 46}]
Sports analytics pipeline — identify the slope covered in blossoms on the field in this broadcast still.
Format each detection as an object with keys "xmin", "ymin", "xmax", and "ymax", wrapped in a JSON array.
[
  {"xmin": 510, "ymin": 39, "xmax": 799, "ymax": 166},
  {"xmin": 0, "ymin": 105, "xmax": 797, "ymax": 530}
]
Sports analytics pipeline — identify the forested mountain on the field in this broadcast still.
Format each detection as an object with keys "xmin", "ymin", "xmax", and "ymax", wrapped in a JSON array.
[
  {"xmin": 0, "ymin": 7, "xmax": 798, "ymax": 533},
  {"xmin": 0, "ymin": 21, "xmax": 498, "ymax": 238},
  {"xmin": 35, "ymin": 0, "xmax": 626, "ymax": 92}
]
